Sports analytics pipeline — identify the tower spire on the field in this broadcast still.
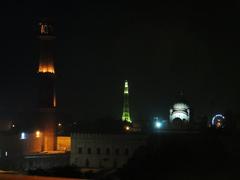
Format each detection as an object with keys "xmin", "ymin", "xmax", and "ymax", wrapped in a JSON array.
[{"xmin": 122, "ymin": 80, "xmax": 132, "ymax": 123}]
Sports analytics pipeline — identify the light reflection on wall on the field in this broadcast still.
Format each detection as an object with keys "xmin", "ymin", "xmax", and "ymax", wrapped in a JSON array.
[{"xmin": 53, "ymin": 92, "xmax": 57, "ymax": 107}]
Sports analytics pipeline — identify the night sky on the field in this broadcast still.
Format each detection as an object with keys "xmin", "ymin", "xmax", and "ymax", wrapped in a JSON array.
[{"xmin": 0, "ymin": 1, "xmax": 239, "ymax": 124}]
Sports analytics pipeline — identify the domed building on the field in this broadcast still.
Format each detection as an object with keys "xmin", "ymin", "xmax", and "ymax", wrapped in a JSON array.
[{"xmin": 169, "ymin": 93, "xmax": 191, "ymax": 128}]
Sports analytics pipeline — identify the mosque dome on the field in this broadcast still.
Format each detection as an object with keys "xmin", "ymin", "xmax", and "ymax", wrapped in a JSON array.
[{"xmin": 169, "ymin": 93, "xmax": 190, "ymax": 123}]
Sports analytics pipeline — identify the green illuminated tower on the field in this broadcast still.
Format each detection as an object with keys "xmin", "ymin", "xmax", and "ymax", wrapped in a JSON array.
[{"xmin": 122, "ymin": 80, "xmax": 132, "ymax": 123}]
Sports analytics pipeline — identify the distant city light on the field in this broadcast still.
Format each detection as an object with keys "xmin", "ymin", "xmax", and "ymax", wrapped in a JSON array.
[
  {"xmin": 153, "ymin": 117, "xmax": 166, "ymax": 130},
  {"xmin": 216, "ymin": 121, "xmax": 222, "ymax": 128},
  {"xmin": 12, "ymin": 124, "xmax": 15, "ymax": 128},
  {"xmin": 58, "ymin": 123, "xmax": 62, "ymax": 127},
  {"xmin": 5, "ymin": 151, "xmax": 8, "ymax": 157},
  {"xmin": 212, "ymin": 114, "xmax": 225, "ymax": 126},
  {"xmin": 125, "ymin": 126, "xmax": 130, "ymax": 131},
  {"xmin": 20, "ymin": 132, "xmax": 26, "ymax": 140},
  {"xmin": 36, "ymin": 130, "xmax": 41, "ymax": 138},
  {"xmin": 155, "ymin": 121, "xmax": 162, "ymax": 129}
]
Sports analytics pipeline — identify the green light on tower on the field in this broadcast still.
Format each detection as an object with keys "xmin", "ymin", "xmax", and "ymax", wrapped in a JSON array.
[{"xmin": 122, "ymin": 80, "xmax": 132, "ymax": 123}]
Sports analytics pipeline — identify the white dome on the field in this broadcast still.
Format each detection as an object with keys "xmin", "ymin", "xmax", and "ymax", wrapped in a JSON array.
[
  {"xmin": 173, "ymin": 103, "xmax": 189, "ymax": 110},
  {"xmin": 170, "ymin": 102, "xmax": 190, "ymax": 122}
]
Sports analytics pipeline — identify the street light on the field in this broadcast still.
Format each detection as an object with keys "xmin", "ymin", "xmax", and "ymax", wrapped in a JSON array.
[
  {"xmin": 36, "ymin": 130, "xmax": 41, "ymax": 138},
  {"xmin": 125, "ymin": 125, "xmax": 130, "ymax": 131},
  {"xmin": 155, "ymin": 121, "xmax": 162, "ymax": 129}
]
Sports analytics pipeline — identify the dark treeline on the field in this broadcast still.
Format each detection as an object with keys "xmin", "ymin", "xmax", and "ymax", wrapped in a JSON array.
[{"xmin": 107, "ymin": 132, "xmax": 238, "ymax": 179}]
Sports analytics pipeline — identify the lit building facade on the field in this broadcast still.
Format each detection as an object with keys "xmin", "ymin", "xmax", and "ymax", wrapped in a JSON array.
[
  {"xmin": 70, "ymin": 133, "xmax": 146, "ymax": 168},
  {"xmin": 122, "ymin": 80, "xmax": 132, "ymax": 123}
]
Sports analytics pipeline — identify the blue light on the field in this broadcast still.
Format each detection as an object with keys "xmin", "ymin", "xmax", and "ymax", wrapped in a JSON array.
[
  {"xmin": 20, "ymin": 132, "xmax": 26, "ymax": 140},
  {"xmin": 212, "ymin": 114, "xmax": 225, "ymax": 126},
  {"xmin": 155, "ymin": 121, "xmax": 162, "ymax": 129}
]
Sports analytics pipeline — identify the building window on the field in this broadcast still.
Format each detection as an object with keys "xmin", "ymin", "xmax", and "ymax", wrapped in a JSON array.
[
  {"xmin": 113, "ymin": 159, "xmax": 117, "ymax": 168},
  {"xmin": 86, "ymin": 159, "xmax": 89, "ymax": 167},
  {"xmin": 87, "ymin": 148, "xmax": 92, "ymax": 154},
  {"xmin": 20, "ymin": 132, "xmax": 27, "ymax": 140},
  {"xmin": 99, "ymin": 160, "xmax": 103, "ymax": 168},
  {"xmin": 106, "ymin": 148, "xmax": 110, "ymax": 155},
  {"xmin": 74, "ymin": 158, "xmax": 78, "ymax": 165},
  {"xmin": 124, "ymin": 148, "xmax": 129, "ymax": 156},
  {"xmin": 97, "ymin": 148, "xmax": 101, "ymax": 155},
  {"xmin": 115, "ymin": 148, "xmax": 119, "ymax": 155},
  {"xmin": 78, "ymin": 147, "xmax": 82, "ymax": 154}
]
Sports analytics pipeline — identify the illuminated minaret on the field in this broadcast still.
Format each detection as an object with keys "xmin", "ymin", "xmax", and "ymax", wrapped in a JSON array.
[
  {"xmin": 38, "ymin": 21, "xmax": 56, "ymax": 108},
  {"xmin": 122, "ymin": 80, "xmax": 132, "ymax": 123},
  {"xmin": 37, "ymin": 20, "xmax": 57, "ymax": 151}
]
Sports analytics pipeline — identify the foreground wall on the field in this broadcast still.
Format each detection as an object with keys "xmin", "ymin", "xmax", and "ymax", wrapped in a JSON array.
[{"xmin": 23, "ymin": 152, "xmax": 70, "ymax": 170}]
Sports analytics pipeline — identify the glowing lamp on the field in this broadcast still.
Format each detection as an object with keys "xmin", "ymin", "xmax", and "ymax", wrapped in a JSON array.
[
  {"xmin": 216, "ymin": 121, "xmax": 222, "ymax": 128},
  {"xmin": 155, "ymin": 121, "xmax": 162, "ymax": 129},
  {"xmin": 211, "ymin": 114, "xmax": 225, "ymax": 126},
  {"xmin": 36, "ymin": 131, "xmax": 41, "ymax": 138},
  {"xmin": 20, "ymin": 132, "xmax": 26, "ymax": 140},
  {"xmin": 125, "ymin": 126, "xmax": 130, "ymax": 131}
]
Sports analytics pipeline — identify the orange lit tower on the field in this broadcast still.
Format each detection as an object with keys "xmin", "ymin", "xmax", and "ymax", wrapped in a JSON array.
[
  {"xmin": 38, "ymin": 21, "xmax": 56, "ymax": 108},
  {"xmin": 36, "ymin": 21, "xmax": 57, "ymax": 151}
]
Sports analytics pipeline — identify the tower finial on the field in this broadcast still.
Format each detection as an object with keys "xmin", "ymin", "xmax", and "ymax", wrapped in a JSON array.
[
  {"xmin": 38, "ymin": 19, "xmax": 54, "ymax": 36},
  {"xmin": 124, "ymin": 80, "xmax": 129, "ymax": 94}
]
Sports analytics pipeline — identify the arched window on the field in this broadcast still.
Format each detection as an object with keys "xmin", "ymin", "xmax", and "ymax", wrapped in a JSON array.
[
  {"xmin": 106, "ymin": 148, "xmax": 110, "ymax": 155},
  {"xmin": 87, "ymin": 148, "xmax": 91, "ymax": 154},
  {"xmin": 97, "ymin": 148, "xmax": 101, "ymax": 155},
  {"xmin": 99, "ymin": 160, "xmax": 103, "ymax": 168},
  {"xmin": 113, "ymin": 159, "xmax": 117, "ymax": 168},
  {"xmin": 78, "ymin": 147, "xmax": 82, "ymax": 154},
  {"xmin": 115, "ymin": 148, "xmax": 120, "ymax": 155},
  {"xmin": 85, "ymin": 159, "xmax": 89, "ymax": 167},
  {"xmin": 125, "ymin": 148, "xmax": 129, "ymax": 156}
]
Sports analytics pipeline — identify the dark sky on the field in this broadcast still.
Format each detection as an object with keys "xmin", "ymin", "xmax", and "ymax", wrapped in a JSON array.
[{"xmin": 0, "ymin": 1, "xmax": 239, "ymax": 123}]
